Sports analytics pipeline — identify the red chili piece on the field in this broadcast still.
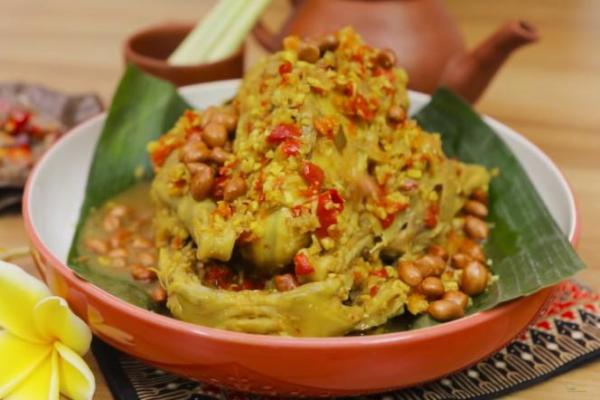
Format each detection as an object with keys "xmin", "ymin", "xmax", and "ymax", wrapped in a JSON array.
[
  {"xmin": 301, "ymin": 162, "xmax": 325, "ymax": 194},
  {"xmin": 371, "ymin": 269, "xmax": 388, "ymax": 278},
  {"xmin": 348, "ymin": 94, "xmax": 374, "ymax": 121},
  {"xmin": 370, "ymin": 286, "xmax": 379, "ymax": 297},
  {"xmin": 267, "ymin": 123, "xmax": 301, "ymax": 143},
  {"xmin": 294, "ymin": 253, "xmax": 315, "ymax": 276},
  {"xmin": 281, "ymin": 138, "xmax": 301, "ymax": 156},
  {"xmin": 274, "ymin": 274, "xmax": 298, "ymax": 292},
  {"xmin": 241, "ymin": 278, "xmax": 265, "ymax": 291},
  {"xmin": 379, "ymin": 203, "xmax": 408, "ymax": 229},
  {"xmin": 314, "ymin": 117, "xmax": 338, "ymax": 139},
  {"xmin": 183, "ymin": 110, "xmax": 197, "ymax": 124},
  {"xmin": 185, "ymin": 125, "xmax": 203, "ymax": 141},
  {"xmin": 291, "ymin": 205, "xmax": 304, "ymax": 217},
  {"xmin": 204, "ymin": 265, "xmax": 233, "ymax": 289},
  {"xmin": 6, "ymin": 147, "xmax": 31, "ymax": 159},
  {"xmin": 424, "ymin": 204, "xmax": 439, "ymax": 229},
  {"xmin": 254, "ymin": 173, "xmax": 265, "ymax": 202},
  {"xmin": 316, "ymin": 189, "xmax": 344, "ymax": 237},
  {"xmin": 279, "ymin": 61, "xmax": 293, "ymax": 76},
  {"xmin": 150, "ymin": 145, "xmax": 172, "ymax": 168},
  {"xmin": 400, "ymin": 179, "xmax": 419, "ymax": 191},
  {"xmin": 211, "ymin": 174, "xmax": 228, "ymax": 200},
  {"xmin": 380, "ymin": 212, "xmax": 397, "ymax": 229},
  {"xmin": 7, "ymin": 109, "xmax": 31, "ymax": 134},
  {"xmin": 351, "ymin": 52, "xmax": 364, "ymax": 63}
]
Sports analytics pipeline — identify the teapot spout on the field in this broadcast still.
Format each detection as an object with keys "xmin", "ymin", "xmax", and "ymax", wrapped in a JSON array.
[{"xmin": 440, "ymin": 20, "xmax": 539, "ymax": 103}]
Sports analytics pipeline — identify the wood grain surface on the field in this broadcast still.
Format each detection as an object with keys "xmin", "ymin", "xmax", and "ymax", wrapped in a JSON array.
[{"xmin": 1, "ymin": 0, "xmax": 598, "ymax": 398}]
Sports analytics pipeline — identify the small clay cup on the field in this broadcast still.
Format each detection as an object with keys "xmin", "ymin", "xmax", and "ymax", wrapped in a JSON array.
[{"xmin": 124, "ymin": 22, "xmax": 245, "ymax": 86}]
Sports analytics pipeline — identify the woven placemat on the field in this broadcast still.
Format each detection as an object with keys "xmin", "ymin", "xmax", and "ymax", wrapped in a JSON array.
[{"xmin": 93, "ymin": 281, "xmax": 600, "ymax": 399}]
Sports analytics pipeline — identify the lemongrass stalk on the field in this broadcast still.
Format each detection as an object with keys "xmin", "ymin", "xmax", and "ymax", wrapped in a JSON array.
[
  {"xmin": 197, "ymin": 0, "xmax": 250, "ymax": 61},
  {"xmin": 168, "ymin": 0, "xmax": 231, "ymax": 64},
  {"xmin": 168, "ymin": 0, "xmax": 243, "ymax": 65},
  {"xmin": 206, "ymin": 0, "xmax": 272, "ymax": 62}
]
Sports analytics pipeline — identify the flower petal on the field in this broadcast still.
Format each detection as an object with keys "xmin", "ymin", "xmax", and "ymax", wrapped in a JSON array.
[
  {"xmin": 4, "ymin": 342, "xmax": 59, "ymax": 400},
  {"xmin": 55, "ymin": 342, "xmax": 96, "ymax": 400},
  {"xmin": 0, "ymin": 330, "xmax": 52, "ymax": 398},
  {"xmin": 0, "ymin": 261, "xmax": 50, "ymax": 342},
  {"xmin": 33, "ymin": 296, "xmax": 92, "ymax": 356}
]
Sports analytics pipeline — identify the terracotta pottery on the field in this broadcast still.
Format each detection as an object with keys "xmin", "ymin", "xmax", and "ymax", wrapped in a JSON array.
[
  {"xmin": 253, "ymin": 0, "xmax": 539, "ymax": 102},
  {"xmin": 124, "ymin": 22, "xmax": 245, "ymax": 86}
]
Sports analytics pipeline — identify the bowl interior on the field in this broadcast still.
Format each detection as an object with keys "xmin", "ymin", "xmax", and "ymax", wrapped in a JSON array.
[{"xmin": 27, "ymin": 80, "xmax": 576, "ymax": 270}]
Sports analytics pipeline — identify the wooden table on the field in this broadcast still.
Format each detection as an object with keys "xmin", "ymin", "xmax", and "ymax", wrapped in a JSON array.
[{"xmin": 1, "ymin": 0, "xmax": 599, "ymax": 398}]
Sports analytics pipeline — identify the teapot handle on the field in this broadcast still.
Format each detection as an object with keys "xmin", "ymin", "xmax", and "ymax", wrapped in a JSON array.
[{"xmin": 252, "ymin": 0, "xmax": 306, "ymax": 52}]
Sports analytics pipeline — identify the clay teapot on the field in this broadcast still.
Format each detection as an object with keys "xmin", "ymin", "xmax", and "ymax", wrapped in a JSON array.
[{"xmin": 253, "ymin": 0, "xmax": 539, "ymax": 103}]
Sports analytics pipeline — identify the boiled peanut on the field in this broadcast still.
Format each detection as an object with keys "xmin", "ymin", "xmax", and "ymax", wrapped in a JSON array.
[
  {"xmin": 109, "ymin": 228, "xmax": 130, "ymax": 249},
  {"xmin": 223, "ymin": 176, "xmax": 247, "ymax": 202},
  {"xmin": 471, "ymin": 188, "xmax": 488, "ymax": 204},
  {"xmin": 461, "ymin": 261, "xmax": 489, "ymax": 296},
  {"xmin": 464, "ymin": 215, "xmax": 489, "ymax": 240},
  {"xmin": 211, "ymin": 109, "xmax": 238, "ymax": 132},
  {"xmin": 102, "ymin": 215, "xmax": 120, "ymax": 232},
  {"xmin": 189, "ymin": 163, "xmax": 214, "ymax": 201},
  {"xmin": 318, "ymin": 34, "xmax": 339, "ymax": 52},
  {"xmin": 376, "ymin": 49, "xmax": 396, "ymax": 69},
  {"xmin": 108, "ymin": 248, "xmax": 127, "ymax": 259},
  {"xmin": 397, "ymin": 261, "xmax": 423, "ymax": 287},
  {"xmin": 443, "ymin": 290, "xmax": 469, "ymax": 310},
  {"xmin": 186, "ymin": 162, "xmax": 206, "ymax": 175},
  {"xmin": 415, "ymin": 255, "xmax": 446, "ymax": 277},
  {"xmin": 131, "ymin": 237, "xmax": 152, "ymax": 249},
  {"xmin": 387, "ymin": 106, "xmax": 406, "ymax": 123},
  {"xmin": 460, "ymin": 239, "xmax": 485, "ymax": 262},
  {"xmin": 108, "ymin": 205, "xmax": 129, "ymax": 218},
  {"xmin": 151, "ymin": 286, "xmax": 167, "ymax": 303},
  {"xmin": 428, "ymin": 245, "xmax": 448, "ymax": 261},
  {"xmin": 210, "ymin": 147, "xmax": 231, "ymax": 165},
  {"xmin": 463, "ymin": 200, "xmax": 488, "ymax": 218},
  {"xmin": 201, "ymin": 107, "xmax": 216, "ymax": 127},
  {"xmin": 418, "ymin": 276, "xmax": 445, "ymax": 298},
  {"xmin": 202, "ymin": 122, "xmax": 228, "ymax": 148},
  {"xmin": 85, "ymin": 238, "xmax": 108, "ymax": 254},
  {"xmin": 451, "ymin": 253, "xmax": 471, "ymax": 269},
  {"xmin": 131, "ymin": 265, "xmax": 156, "ymax": 281},
  {"xmin": 138, "ymin": 252, "xmax": 155, "ymax": 267},
  {"xmin": 181, "ymin": 140, "xmax": 211, "ymax": 163},
  {"xmin": 298, "ymin": 42, "xmax": 321, "ymax": 63},
  {"xmin": 428, "ymin": 299, "xmax": 464, "ymax": 321}
]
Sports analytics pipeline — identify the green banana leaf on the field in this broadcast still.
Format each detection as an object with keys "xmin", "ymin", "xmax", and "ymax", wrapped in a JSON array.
[
  {"xmin": 67, "ymin": 65, "xmax": 190, "ymax": 309},
  {"xmin": 410, "ymin": 88, "xmax": 585, "ymax": 329},
  {"xmin": 68, "ymin": 66, "xmax": 585, "ymax": 328}
]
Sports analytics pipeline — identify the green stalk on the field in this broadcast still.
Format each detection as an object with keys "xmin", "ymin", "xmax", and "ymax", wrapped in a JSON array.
[
  {"xmin": 168, "ymin": 0, "xmax": 229, "ymax": 65},
  {"xmin": 192, "ymin": 0, "xmax": 250, "ymax": 63},
  {"xmin": 168, "ymin": 0, "xmax": 243, "ymax": 65},
  {"xmin": 206, "ymin": 0, "xmax": 271, "ymax": 62}
]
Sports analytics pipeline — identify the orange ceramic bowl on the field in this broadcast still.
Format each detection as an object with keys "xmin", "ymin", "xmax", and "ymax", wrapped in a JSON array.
[{"xmin": 23, "ymin": 81, "xmax": 579, "ymax": 397}]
